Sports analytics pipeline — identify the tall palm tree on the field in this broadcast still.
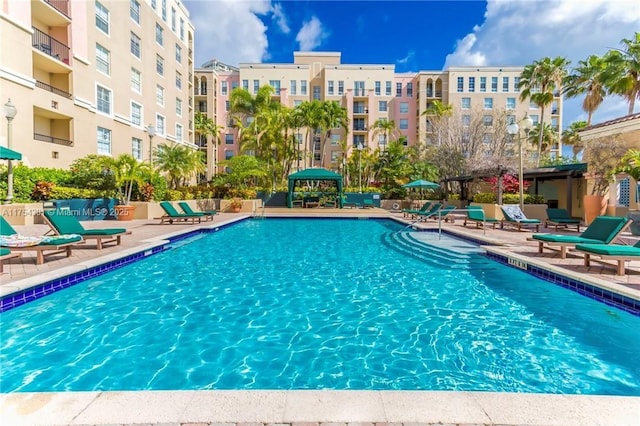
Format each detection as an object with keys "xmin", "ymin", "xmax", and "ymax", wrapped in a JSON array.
[
  {"xmin": 294, "ymin": 100, "xmax": 323, "ymax": 168},
  {"xmin": 371, "ymin": 118, "xmax": 397, "ymax": 152},
  {"xmin": 155, "ymin": 143, "xmax": 206, "ymax": 188},
  {"xmin": 526, "ymin": 122, "xmax": 558, "ymax": 163},
  {"xmin": 421, "ymin": 100, "xmax": 453, "ymax": 146},
  {"xmin": 561, "ymin": 120, "xmax": 587, "ymax": 160},
  {"xmin": 228, "ymin": 85, "xmax": 276, "ymax": 151},
  {"xmin": 519, "ymin": 56, "xmax": 570, "ymax": 166},
  {"xmin": 319, "ymin": 101, "xmax": 349, "ymax": 168},
  {"xmin": 602, "ymin": 32, "xmax": 640, "ymax": 115},
  {"xmin": 194, "ymin": 111, "xmax": 223, "ymax": 179},
  {"xmin": 563, "ymin": 55, "xmax": 608, "ymax": 125}
]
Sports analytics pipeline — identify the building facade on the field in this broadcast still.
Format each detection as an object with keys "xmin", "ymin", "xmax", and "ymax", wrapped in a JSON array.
[
  {"xmin": 1, "ymin": 0, "xmax": 195, "ymax": 169},
  {"xmin": 194, "ymin": 52, "xmax": 563, "ymax": 180}
]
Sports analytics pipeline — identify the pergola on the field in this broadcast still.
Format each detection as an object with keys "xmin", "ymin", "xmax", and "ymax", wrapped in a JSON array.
[{"xmin": 287, "ymin": 168, "xmax": 344, "ymax": 208}]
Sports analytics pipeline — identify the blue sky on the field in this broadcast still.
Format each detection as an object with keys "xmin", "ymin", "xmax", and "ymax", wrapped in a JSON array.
[{"xmin": 184, "ymin": 0, "xmax": 640, "ymax": 130}]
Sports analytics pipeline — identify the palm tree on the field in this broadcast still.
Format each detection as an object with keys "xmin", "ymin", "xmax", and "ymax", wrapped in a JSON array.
[
  {"xmin": 228, "ymin": 85, "xmax": 276, "ymax": 150},
  {"xmin": 526, "ymin": 122, "xmax": 558, "ymax": 163},
  {"xmin": 294, "ymin": 100, "xmax": 323, "ymax": 168},
  {"xmin": 371, "ymin": 118, "xmax": 397, "ymax": 152},
  {"xmin": 561, "ymin": 121, "xmax": 587, "ymax": 160},
  {"xmin": 563, "ymin": 55, "xmax": 608, "ymax": 125},
  {"xmin": 421, "ymin": 100, "xmax": 453, "ymax": 146},
  {"xmin": 104, "ymin": 154, "xmax": 150, "ymax": 205},
  {"xmin": 602, "ymin": 32, "xmax": 640, "ymax": 115},
  {"xmin": 319, "ymin": 101, "xmax": 349, "ymax": 168},
  {"xmin": 194, "ymin": 111, "xmax": 223, "ymax": 179},
  {"xmin": 519, "ymin": 56, "xmax": 570, "ymax": 166},
  {"xmin": 155, "ymin": 144, "xmax": 206, "ymax": 188}
]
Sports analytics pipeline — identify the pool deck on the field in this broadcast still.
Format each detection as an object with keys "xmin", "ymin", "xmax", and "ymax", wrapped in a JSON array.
[{"xmin": 1, "ymin": 208, "xmax": 639, "ymax": 425}]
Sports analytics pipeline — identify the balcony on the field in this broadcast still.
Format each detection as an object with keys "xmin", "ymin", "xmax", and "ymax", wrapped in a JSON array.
[
  {"xmin": 353, "ymin": 126, "xmax": 368, "ymax": 132},
  {"xmin": 34, "ymin": 133, "xmax": 73, "ymax": 146},
  {"xmin": 36, "ymin": 80, "xmax": 71, "ymax": 99},
  {"xmin": 32, "ymin": 27, "xmax": 70, "ymax": 65},
  {"xmin": 32, "ymin": 0, "xmax": 71, "ymax": 26}
]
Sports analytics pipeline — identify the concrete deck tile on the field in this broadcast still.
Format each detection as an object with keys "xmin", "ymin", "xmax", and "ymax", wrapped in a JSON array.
[
  {"xmin": 0, "ymin": 391, "xmax": 99, "ymax": 426},
  {"xmin": 380, "ymin": 391, "xmax": 490, "ymax": 424},
  {"xmin": 283, "ymin": 391, "xmax": 385, "ymax": 422},
  {"xmin": 183, "ymin": 391, "xmax": 287, "ymax": 423}
]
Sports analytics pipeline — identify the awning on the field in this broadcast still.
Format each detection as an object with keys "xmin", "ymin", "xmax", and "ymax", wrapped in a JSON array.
[
  {"xmin": 287, "ymin": 168, "xmax": 344, "ymax": 208},
  {"xmin": 0, "ymin": 146, "xmax": 21, "ymax": 160}
]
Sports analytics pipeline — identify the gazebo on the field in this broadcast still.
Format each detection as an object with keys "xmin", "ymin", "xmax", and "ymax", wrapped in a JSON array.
[{"xmin": 287, "ymin": 168, "xmax": 344, "ymax": 208}]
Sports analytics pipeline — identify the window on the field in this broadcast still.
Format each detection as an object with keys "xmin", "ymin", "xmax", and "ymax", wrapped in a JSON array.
[
  {"xmin": 175, "ymin": 124, "xmax": 183, "ymax": 142},
  {"xmin": 155, "ymin": 23, "xmax": 164, "ymax": 45},
  {"xmin": 301, "ymin": 80, "xmax": 307, "ymax": 95},
  {"xmin": 338, "ymin": 81, "xmax": 344, "ymax": 95},
  {"xmin": 396, "ymin": 82, "xmax": 402, "ymax": 97},
  {"xmin": 221, "ymin": 81, "xmax": 228, "ymax": 95},
  {"xmin": 491, "ymin": 77, "xmax": 498, "ymax": 92},
  {"xmin": 253, "ymin": 80, "xmax": 259, "ymax": 94},
  {"xmin": 480, "ymin": 77, "xmax": 486, "ymax": 92},
  {"xmin": 507, "ymin": 114, "xmax": 516, "ymax": 125},
  {"xmin": 385, "ymin": 81, "xmax": 392, "ymax": 96},
  {"xmin": 406, "ymin": 82, "xmax": 413, "ymax": 97},
  {"xmin": 225, "ymin": 150, "xmax": 233, "ymax": 160},
  {"xmin": 462, "ymin": 115, "xmax": 470, "ymax": 126},
  {"xmin": 131, "ymin": 68, "xmax": 141, "ymax": 93},
  {"xmin": 331, "ymin": 134, "xmax": 340, "ymax": 145},
  {"xmin": 484, "ymin": 98, "xmax": 493, "ymax": 109},
  {"xmin": 375, "ymin": 81, "xmax": 381, "ymax": 96},
  {"xmin": 461, "ymin": 97, "xmax": 471, "ymax": 109},
  {"xmin": 96, "ymin": 44, "xmax": 110, "ymax": 75},
  {"xmin": 457, "ymin": 77, "xmax": 464, "ymax": 92},
  {"xmin": 97, "ymin": 127, "xmax": 111, "ymax": 155},
  {"xmin": 179, "ymin": 18, "xmax": 184, "ymax": 41},
  {"xmin": 399, "ymin": 102, "xmax": 409, "ymax": 114},
  {"xmin": 529, "ymin": 100, "xmax": 538, "ymax": 109},
  {"xmin": 269, "ymin": 80, "xmax": 281, "ymax": 95},
  {"xmin": 483, "ymin": 134, "xmax": 492, "ymax": 144},
  {"xmin": 378, "ymin": 100, "xmax": 387, "ymax": 112},
  {"xmin": 294, "ymin": 100, "xmax": 302, "ymax": 107},
  {"xmin": 530, "ymin": 114, "xmax": 539, "ymax": 124},
  {"xmin": 130, "ymin": 101, "xmax": 142, "ymax": 126},
  {"xmin": 175, "ymin": 71, "xmax": 182, "ymax": 90},
  {"xmin": 483, "ymin": 115, "xmax": 493, "ymax": 126},
  {"xmin": 155, "ymin": 114, "xmax": 165, "ymax": 135},
  {"xmin": 242, "ymin": 79, "xmax": 248, "ymax": 91},
  {"xmin": 96, "ymin": 85, "xmax": 111, "ymax": 115},
  {"xmin": 171, "ymin": 7, "xmax": 176, "ymax": 31},
  {"xmin": 130, "ymin": 0, "xmax": 140, "ymax": 24},
  {"xmin": 175, "ymin": 44, "xmax": 182, "ymax": 63},
  {"xmin": 176, "ymin": 98, "xmax": 182, "ymax": 116},
  {"xmin": 296, "ymin": 133, "xmax": 303, "ymax": 144},
  {"xmin": 354, "ymin": 81, "xmax": 365, "ymax": 96},
  {"xmin": 331, "ymin": 151, "xmax": 340, "ymax": 162},
  {"xmin": 514, "ymin": 77, "xmax": 520, "ymax": 92},
  {"xmin": 506, "ymin": 97, "xmax": 516, "ymax": 110},
  {"xmin": 130, "ymin": 32, "xmax": 141, "ymax": 58},
  {"xmin": 161, "ymin": 0, "xmax": 166, "ymax": 20},
  {"xmin": 156, "ymin": 54, "xmax": 164, "ymax": 76},
  {"xmin": 96, "ymin": 1, "xmax": 109, "ymax": 35},
  {"xmin": 378, "ymin": 134, "xmax": 386, "ymax": 146},
  {"xmin": 313, "ymin": 85, "xmax": 321, "ymax": 100},
  {"xmin": 225, "ymin": 100, "xmax": 230, "ymax": 111},
  {"xmin": 132, "ymin": 138, "xmax": 142, "ymax": 160},
  {"xmin": 231, "ymin": 81, "xmax": 238, "ymax": 90},
  {"xmin": 503, "ymin": 76, "xmax": 509, "ymax": 92},
  {"xmin": 469, "ymin": 77, "xmax": 475, "ymax": 92},
  {"xmin": 156, "ymin": 85, "xmax": 164, "ymax": 106},
  {"xmin": 399, "ymin": 119, "xmax": 408, "ymax": 130},
  {"xmin": 328, "ymin": 80, "xmax": 334, "ymax": 95},
  {"xmin": 151, "ymin": 0, "xmax": 156, "ymax": 8},
  {"xmin": 225, "ymin": 133, "xmax": 234, "ymax": 144}
]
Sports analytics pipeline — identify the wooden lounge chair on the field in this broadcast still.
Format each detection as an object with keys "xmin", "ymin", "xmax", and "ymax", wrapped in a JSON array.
[
  {"xmin": 43, "ymin": 209, "xmax": 130, "ymax": 250},
  {"xmin": 574, "ymin": 239, "xmax": 640, "ymax": 276},
  {"xmin": 428, "ymin": 205, "xmax": 457, "ymax": 222},
  {"xmin": 545, "ymin": 208, "xmax": 581, "ymax": 232},
  {"xmin": 341, "ymin": 195, "xmax": 359, "ymax": 209},
  {"xmin": 0, "ymin": 215, "xmax": 83, "ymax": 264},
  {"xmin": 463, "ymin": 206, "xmax": 499, "ymax": 229},
  {"xmin": 414, "ymin": 203, "xmax": 442, "ymax": 220},
  {"xmin": 178, "ymin": 201, "xmax": 216, "ymax": 221},
  {"xmin": 361, "ymin": 199, "xmax": 374, "ymax": 209},
  {"xmin": 500, "ymin": 205, "xmax": 541, "ymax": 232},
  {"xmin": 403, "ymin": 202, "xmax": 432, "ymax": 217},
  {"xmin": 0, "ymin": 247, "xmax": 21, "ymax": 272},
  {"xmin": 156, "ymin": 201, "xmax": 203, "ymax": 224},
  {"xmin": 527, "ymin": 215, "xmax": 629, "ymax": 259}
]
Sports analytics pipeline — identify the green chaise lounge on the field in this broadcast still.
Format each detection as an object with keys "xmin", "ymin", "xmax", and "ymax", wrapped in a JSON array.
[
  {"xmin": 43, "ymin": 209, "xmax": 130, "ymax": 250},
  {"xmin": 463, "ymin": 206, "xmax": 500, "ymax": 229},
  {"xmin": 425, "ymin": 204, "xmax": 457, "ymax": 222},
  {"xmin": 545, "ymin": 208, "xmax": 581, "ymax": 232},
  {"xmin": 500, "ymin": 205, "xmax": 541, "ymax": 232},
  {"xmin": 527, "ymin": 215, "xmax": 629, "ymax": 259},
  {"xmin": 0, "ymin": 247, "xmax": 21, "ymax": 272},
  {"xmin": 157, "ymin": 201, "xmax": 203, "ymax": 224},
  {"xmin": 1, "ymin": 215, "xmax": 83, "ymax": 264},
  {"xmin": 178, "ymin": 202, "xmax": 217, "ymax": 221},
  {"xmin": 414, "ymin": 203, "xmax": 442, "ymax": 220},
  {"xmin": 362, "ymin": 199, "xmax": 374, "ymax": 209},
  {"xmin": 574, "ymin": 240, "xmax": 640, "ymax": 276},
  {"xmin": 403, "ymin": 202, "xmax": 432, "ymax": 218}
]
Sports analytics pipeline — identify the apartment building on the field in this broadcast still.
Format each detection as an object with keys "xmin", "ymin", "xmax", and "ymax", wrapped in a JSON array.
[
  {"xmin": 194, "ymin": 52, "xmax": 563, "ymax": 180},
  {"xmin": 0, "ymin": 0, "xmax": 195, "ymax": 169}
]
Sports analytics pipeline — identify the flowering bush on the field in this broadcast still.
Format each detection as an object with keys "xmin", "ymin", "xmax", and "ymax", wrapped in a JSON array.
[{"xmin": 485, "ymin": 175, "xmax": 529, "ymax": 194}]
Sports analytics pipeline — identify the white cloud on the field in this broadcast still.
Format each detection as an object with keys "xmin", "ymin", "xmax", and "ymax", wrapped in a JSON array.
[
  {"xmin": 397, "ymin": 50, "xmax": 415, "ymax": 65},
  {"xmin": 295, "ymin": 16, "xmax": 328, "ymax": 51},
  {"xmin": 272, "ymin": 3, "xmax": 290, "ymax": 34},
  {"xmin": 444, "ymin": 0, "xmax": 640, "ymax": 127}
]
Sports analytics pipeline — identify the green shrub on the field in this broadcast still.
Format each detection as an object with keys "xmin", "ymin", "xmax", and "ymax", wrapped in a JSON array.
[
  {"xmin": 50, "ymin": 186, "xmax": 109, "ymax": 199},
  {"xmin": 474, "ymin": 192, "xmax": 545, "ymax": 204},
  {"xmin": 472, "ymin": 192, "xmax": 497, "ymax": 203},
  {"xmin": 164, "ymin": 189, "xmax": 183, "ymax": 201}
]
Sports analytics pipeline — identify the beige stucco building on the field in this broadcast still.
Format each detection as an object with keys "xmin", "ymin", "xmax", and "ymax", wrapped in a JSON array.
[
  {"xmin": 1, "ymin": 0, "xmax": 195, "ymax": 169},
  {"xmin": 195, "ymin": 52, "xmax": 563, "ymax": 180}
]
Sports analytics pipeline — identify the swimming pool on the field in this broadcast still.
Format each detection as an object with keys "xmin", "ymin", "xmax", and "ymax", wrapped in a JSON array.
[{"xmin": 1, "ymin": 218, "xmax": 639, "ymax": 395}]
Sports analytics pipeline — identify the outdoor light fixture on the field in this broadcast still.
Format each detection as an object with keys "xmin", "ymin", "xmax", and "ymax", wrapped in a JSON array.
[
  {"xmin": 507, "ymin": 112, "xmax": 533, "ymax": 211},
  {"xmin": 146, "ymin": 124, "xmax": 156, "ymax": 167},
  {"xmin": 357, "ymin": 142, "xmax": 364, "ymax": 193},
  {"xmin": 4, "ymin": 99, "xmax": 17, "ymax": 204}
]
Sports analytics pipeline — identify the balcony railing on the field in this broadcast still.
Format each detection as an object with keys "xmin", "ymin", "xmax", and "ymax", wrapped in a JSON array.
[
  {"xmin": 45, "ymin": 0, "xmax": 70, "ymax": 18},
  {"xmin": 36, "ymin": 80, "xmax": 72, "ymax": 99},
  {"xmin": 34, "ymin": 133, "xmax": 73, "ymax": 146},
  {"xmin": 32, "ymin": 27, "xmax": 70, "ymax": 64},
  {"xmin": 353, "ymin": 126, "xmax": 368, "ymax": 131}
]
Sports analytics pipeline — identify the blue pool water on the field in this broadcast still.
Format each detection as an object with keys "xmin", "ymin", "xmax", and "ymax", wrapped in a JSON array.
[{"xmin": 1, "ymin": 218, "xmax": 639, "ymax": 394}]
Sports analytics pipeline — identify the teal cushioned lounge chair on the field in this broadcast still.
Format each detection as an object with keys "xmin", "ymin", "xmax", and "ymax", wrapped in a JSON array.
[
  {"xmin": 463, "ymin": 206, "xmax": 500, "ymax": 229},
  {"xmin": 178, "ymin": 202, "xmax": 216, "ymax": 220},
  {"xmin": 157, "ymin": 201, "xmax": 203, "ymax": 225},
  {"xmin": 1, "ymin": 214, "xmax": 83, "ymax": 264},
  {"xmin": 574, "ymin": 240, "xmax": 640, "ymax": 276},
  {"xmin": 0, "ymin": 247, "xmax": 21, "ymax": 272},
  {"xmin": 545, "ymin": 208, "xmax": 581, "ymax": 232},
  {"xmin": 528, "ymin": 215, "xmax": 629, "ymax": 259},
  {"xmin": 362, "ymin": 199, "xmax": 374, "ymax": 209},
  {"xmin": 403, "ymin": 202, "xmax": 432, "ymax": 218},
  {"xmin": 500, "ymin": 205, "xmax": 541, "ymax": 232},
  {"xmin": 426, "ymin": 204, "xmax": 457, "ymax": 222},
  {"xmin": 415, "ymin": 202, "xmax": 443, "ymax": 220},
  {"xmin": 43, "ymin": 209, "xmax": 130, "ymax": 250}
]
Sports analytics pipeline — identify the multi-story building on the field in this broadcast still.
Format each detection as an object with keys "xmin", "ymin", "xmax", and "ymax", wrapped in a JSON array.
[
  {"xmin": 1, "ymin": 0, "xmax": 195, "ymax": 169},
  {"xmin": 194, "ymin": 52, "xmax": 563, "ymax": 180}
]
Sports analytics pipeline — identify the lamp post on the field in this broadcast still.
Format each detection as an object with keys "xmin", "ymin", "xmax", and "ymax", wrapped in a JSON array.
[
  {"xmin": 507, "ymin": 112, "xmax": 533, "ymax": 211},
  {"xmin": 146, "ymin": 124, "xmax": 156, "ymax": 167},
  {"xmin": 356, "ymin": 142, "xmax": 363, "ymax": 193},
  {"xmin": 4, "ymin": 99, "xmax": 17, "ymax": 204}
]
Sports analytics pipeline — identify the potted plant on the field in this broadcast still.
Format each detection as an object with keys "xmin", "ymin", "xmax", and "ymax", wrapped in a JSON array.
[
  {"xmin": 615, "ymin": 148, "xmax": 640, "ymax": 235},
  {"xmin": 105, "ymin": 154, "xmax": 150, "ymax": 221},
  {"xmin": 229, "ymin": 197, "xmax": 243, "ymax": 213}
]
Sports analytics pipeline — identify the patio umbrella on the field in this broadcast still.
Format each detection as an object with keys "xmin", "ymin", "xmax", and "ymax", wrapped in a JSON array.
[
  {"xmin": 0, "ymin": 146, "xmax": 21, "ymax": 160},
  {"xmin": 402, "ymin": 179, "xmax": 439, "ymax": 189}
]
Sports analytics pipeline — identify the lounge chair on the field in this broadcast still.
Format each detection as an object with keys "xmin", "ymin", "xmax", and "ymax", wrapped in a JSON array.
[
  {"xmin": 427, "ymin": 204, "xmax": 457, "ymax": 222},
  {"xmin": 574, "ymin": 240, "xmax": 640, "ymax": 276},
  {"xmin": 157, "ymin": 201, "xmax": 203, "ymax": 224},
  {"xmin": 500, "ymin": 205, "xmax": 542, "ymax": 232},
  {"xmin": 178, "ymin": 202, "xmax": 216, "ymax": 220},
  {"xmin": 545, "ymin": 208, "xmax": 581, "ymax": 232},
  {"xmin": 0, "ymin": 215, "xmax": 83, "ymax": 264},
  {"xmin": 341, "ymin": 195, "xmax": 359, "ymax": 209},
  {"xmin": 362, "ymin": 199, "xmax": 374, "ymax": 209},
  {"xmin": 403, "ymin": 202, "xmax": 432, "ymax": 218},
  {"xmin": 0, "ymin": 248, "xmax": 21, "ymax": 272},
  {"xmin": 527, "ymin": 215, "xmax": 629, "ymax": 259},
  {"xmin": 463, "ymin": 206, "xmax": 500, "ymax": 229},
  {"xmin": 415, "ymin": 202, "xmax": 443, "ymax": 220},
  {"xmin": 43, "ymin": 209, "xmax": 130, "ymax": 250}
]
